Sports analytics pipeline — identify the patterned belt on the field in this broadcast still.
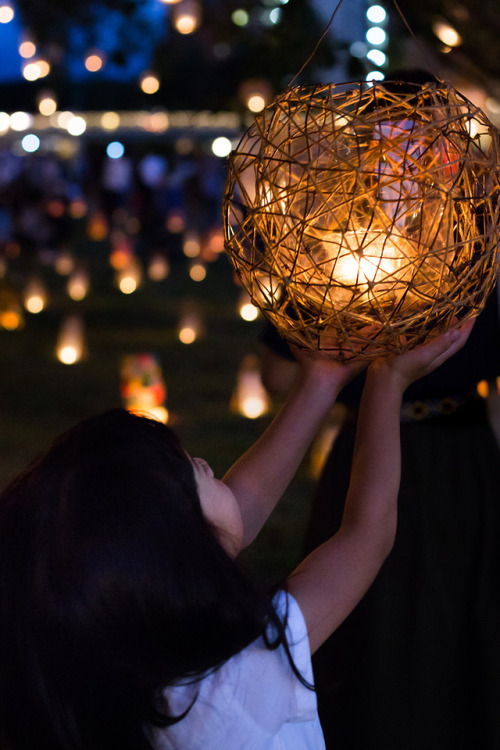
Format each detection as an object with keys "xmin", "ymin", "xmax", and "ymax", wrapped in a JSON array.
[{"xmin": 400, "ymin": 391, "xmax": 484, "ymax": 422}]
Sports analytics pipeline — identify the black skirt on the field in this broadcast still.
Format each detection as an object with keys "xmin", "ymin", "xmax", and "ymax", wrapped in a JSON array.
[{"xmin": 306, "ymin": 399, "xmax": 500, "ymax": 750}]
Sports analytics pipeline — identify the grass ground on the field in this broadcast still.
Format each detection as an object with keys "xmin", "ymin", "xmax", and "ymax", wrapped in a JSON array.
[{"xmin": 0, "ymin": 249, "xmax": 314, "ymax": 590}]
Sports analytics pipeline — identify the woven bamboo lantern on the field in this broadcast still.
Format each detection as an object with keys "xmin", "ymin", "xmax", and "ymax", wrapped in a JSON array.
[{"xmin": 223, "ymin": 80, "xmax": 500, "ymax": 360}]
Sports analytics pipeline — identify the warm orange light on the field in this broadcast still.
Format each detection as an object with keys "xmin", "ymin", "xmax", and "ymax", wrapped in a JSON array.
[
  {"xmin": 142, "ymin": 112, "xmax": 168, "ymax": 132},
  {"xmin": 166, "ymin": 210, "xmax": 185, "ymax": 234},
  {"xmin": 87, "ymin": 212, "xmax": 108, "ymax": 242},
  {"xmin": 56, "ymin": 316, "xmax": 85, "ymax": 364},
  {"xmin": 140, "ymin": 73, "xmax": 160, "ymax": 95},
  {"xmin": 189, "ymin": 262, "xmax": 206, "ymax": 282},
  {"xmin": 67, "ymin": 268, "xmax": 90, "ymax": 301},
  {"xmin": 38, "ymin": 95, "xmax": 57, "ymax": 116},
  {"xmin": 19, "ymin": 40, "xmax": 36, "ymax": 58},
  {"xmin": 238, "ymin": 291, "xmax": 259, "ymax": 321},
  {"xmin": 477, "ymin": 380, "xmax": 489, "ymax": 398},
  {"xmin": 432, "ymin": 20, "xmax": 462, "ymax": 47},
  {"xmin": 178, "ymin": 308, "xmax": 203, "ymax": 344},
  {"xmin": 230, "ymin": 355, "xmax": 270, "ymax": 419},
  {"xmin": 101, "ymin": 111, "xmax": 120, "ymax": 130},
  {"xmin": 85, "ymin": 53, "xmax": 104, "ymax": 72},
  {"xmin": 148, "ymin": 253, "xmax": 170, "ymax": 281},
  {"xmin": 55, "ymin": 249, "xmax": 75, "ymax": 276},
  {"xmin": 117, "ymin": 259, "xmax": 142, "ymax": 294},
  {"xmin": 24, "ymin": 278, "xmax": 47, "ymax": 313},
  {"xmin": 247, "ymin": 94, "xmax": 266, "ymax": 113},
  {"xmin": 172, "ymin": 0, "xmax": 200, "ymax": 34},
  {"xmin": 183, "ymin": 231, "xmax": 201, "ymax": 258},
  {"xmin": 23, "ymin": 59, "xmax": 50, "ymax": 80},
  {"xmin": 69, "ymin": 199, "xmax": 87, "ymax": 219},
  {"xmin": 0, "ymin": 5, "xmax": 14, "ymax": 23},
  {"xmin": 0, "ymin": 310, "xmax": 22, "ymax": 330}
]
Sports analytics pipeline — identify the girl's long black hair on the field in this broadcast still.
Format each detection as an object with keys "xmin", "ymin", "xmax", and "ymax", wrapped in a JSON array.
[{"xmin": 0, "ymin": 410, "xmax": 294, "ymax": 750}]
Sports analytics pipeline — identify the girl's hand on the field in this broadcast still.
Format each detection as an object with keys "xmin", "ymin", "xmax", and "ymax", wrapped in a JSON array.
[
  {"xmin": 369, "ymin": 319, "xmax": 476, "ymax": 392},
  {"xmin": 289, "ymin": 344, "xmax": 368, "ymax": 393}
]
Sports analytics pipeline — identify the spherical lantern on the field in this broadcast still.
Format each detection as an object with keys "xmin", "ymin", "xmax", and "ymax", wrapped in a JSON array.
[{"xmin": 223, "ymin": 81, "xmax": 500, "ymax": 360}]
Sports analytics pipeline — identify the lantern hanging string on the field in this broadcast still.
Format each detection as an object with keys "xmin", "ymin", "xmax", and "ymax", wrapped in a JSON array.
[{"xmin": 288, "ymin": 0, "xmax": 346, "ymax": 87}]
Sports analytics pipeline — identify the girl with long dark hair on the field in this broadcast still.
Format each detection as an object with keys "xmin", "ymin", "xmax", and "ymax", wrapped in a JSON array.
[{"xmin": 0, "ymin": 325, "xmax": 471, "ymax": 749}]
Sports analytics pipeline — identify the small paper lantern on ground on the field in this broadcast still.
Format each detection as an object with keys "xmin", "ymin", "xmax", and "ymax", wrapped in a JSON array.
[
  {"xmin": 120, "ymin": 353, "xmax": 168, "ymax": 424},
  {"xmin": 223, "ymin": 80, "xmax": 500, "ymax": 360}
]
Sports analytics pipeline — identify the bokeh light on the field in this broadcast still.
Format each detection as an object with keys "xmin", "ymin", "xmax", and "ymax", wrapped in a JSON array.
[
  {"xmin": 212, "ymin": 136, "xmax": 232, "ymax": 157},
  {"xmin": 106, "ymin": 141, "xmax": 125, "ymax": 159},
  {"xmin": 140, "ymin": 73, "xmax": 160, "ymax": 94},
  {"xmin": 21, "ymin": 134, "xmax": 40, "ymax": 153},
  {"xmin": 0, "ymin": 4, "xmax": 14, "ymax": 23}
]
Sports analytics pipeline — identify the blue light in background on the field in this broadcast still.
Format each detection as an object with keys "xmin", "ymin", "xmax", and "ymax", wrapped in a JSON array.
[
  {"xmin": 106, "ymin": 141, "xmax": 125, "ymax": 159},
  {"xmin": 0, "ymin": 0, "xmax": 167, "ymax": 83},
  {"xmin": 0, "ymin": 11, "xmax": 25, "ymax": 81}
]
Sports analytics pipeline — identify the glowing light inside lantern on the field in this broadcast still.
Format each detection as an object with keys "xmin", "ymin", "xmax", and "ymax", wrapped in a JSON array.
[{"xmin": 310, "ymin": 230, "xmax": 405, "ymax": 308}]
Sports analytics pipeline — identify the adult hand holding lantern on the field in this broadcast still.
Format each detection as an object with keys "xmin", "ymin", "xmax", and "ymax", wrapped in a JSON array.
[{"xmin": 223, "ymin": 80, "xmax": 500, "ymax": 361}]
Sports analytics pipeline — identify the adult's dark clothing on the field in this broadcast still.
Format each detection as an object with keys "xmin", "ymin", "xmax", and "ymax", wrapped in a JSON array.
[{"xmin": 263, "ymin": 287, "xmax": 500, "ymax": 750}]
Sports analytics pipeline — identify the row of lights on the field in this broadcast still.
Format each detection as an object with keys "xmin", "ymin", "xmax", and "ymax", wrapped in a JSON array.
[
  {"xmin": 349, "ymin": 3, "xmax": 388, "ymax": 82},
  {"xmin": 0, "ymin": 105, "xmax": 236, "ymax": 159}
]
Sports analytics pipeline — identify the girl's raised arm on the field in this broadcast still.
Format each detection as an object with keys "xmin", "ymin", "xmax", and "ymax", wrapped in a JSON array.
[
  {"xmin": 287, "ymin": 322, "xmax": 474, "ymax": 654},
  {"xmin": 222, "ymin": 354, "xmax": 365, "ymax": 549}
]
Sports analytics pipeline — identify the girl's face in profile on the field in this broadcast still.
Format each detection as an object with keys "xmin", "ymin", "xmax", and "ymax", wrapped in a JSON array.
[{"xmin": 190, "ymin": 457, "xmax": 243, "ymax": 557}]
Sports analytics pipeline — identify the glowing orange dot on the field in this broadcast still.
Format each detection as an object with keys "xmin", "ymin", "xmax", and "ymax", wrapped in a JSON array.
[{"xmin": 85, "ymin": 54, "xmax": 103, "ymax": 72}]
